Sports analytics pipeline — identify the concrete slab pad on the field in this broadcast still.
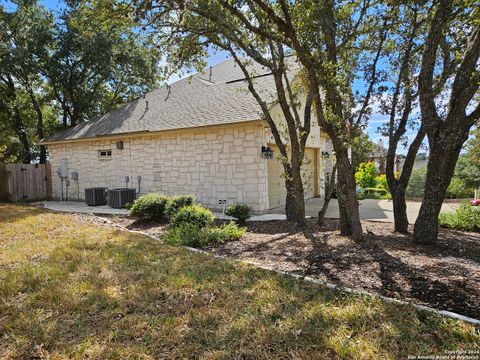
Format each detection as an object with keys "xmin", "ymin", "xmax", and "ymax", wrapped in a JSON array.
[{"xmin": 37, "ymin": 201, "xmax": 128, "ymax": 216}]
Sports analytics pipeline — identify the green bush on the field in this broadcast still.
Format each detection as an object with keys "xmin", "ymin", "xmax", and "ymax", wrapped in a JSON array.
[
  {"xmin": 207, "ymin": 221, "xmax": 246, "ymax": 244},
  {"xmin": 129, "ymin": 193, "xmax": 169, "ymax": 219},
  {"xmin": 170, "ymin": 205, "xmax": 215, "ymax": 229},
  {"xmin": 163, "ymin": 223, "xmax": 209, "ymax": 247},
  {"xmin": 439, "ymin": 203, "xmax": 480, "ymax": 232},
  {"xmin": 358, "ymin": 187, "xmax": 390, "ymax": 200},
  {"xmin": 375, "ymin": 174, "xmax": 388, "ymax": 190},
  {"xmin": 446, "ymin": 177, "xmax": 474, "ymax": 199},
  {"xmin": 355, "ymin": 162, "xmax": 378, "ymax": 189},
  {"xmin": 165, "ymin": 194, "xmax": 195, "ymax": 217},
  {"xmin": 225, "ymin": 204, "xmax": 251, "ymax": 224}
]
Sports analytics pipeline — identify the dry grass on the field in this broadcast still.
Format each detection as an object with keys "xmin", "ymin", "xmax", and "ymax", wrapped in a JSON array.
[{"xmin": 0, "ymin": 203, "xmax": 478, "ymax": 359}]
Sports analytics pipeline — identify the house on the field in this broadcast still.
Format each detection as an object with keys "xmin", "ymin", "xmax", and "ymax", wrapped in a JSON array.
[
  {"xmin": 40, "ymin": 59, "xmax": 331, "ymax": 212},
  {"xmin": 367, "ymin": 140, "xmax": 400, "ymax": 174}
]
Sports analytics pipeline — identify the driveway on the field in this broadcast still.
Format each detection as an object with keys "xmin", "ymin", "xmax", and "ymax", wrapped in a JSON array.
[{"xmin": 268, "ymin": 198, "xmax": 461, "ymax": 223}]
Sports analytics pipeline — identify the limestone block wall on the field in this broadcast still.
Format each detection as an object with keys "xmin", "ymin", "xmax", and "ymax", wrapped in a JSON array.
[{"xmin": 47, "ymin": 123, "xmax": 269, "ymax": 211}]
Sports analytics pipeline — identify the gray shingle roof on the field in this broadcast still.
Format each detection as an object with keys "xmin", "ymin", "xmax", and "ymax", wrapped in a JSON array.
[{"xmin": 42, "ymin": 58, "xmax": 278, "ymax": 143}]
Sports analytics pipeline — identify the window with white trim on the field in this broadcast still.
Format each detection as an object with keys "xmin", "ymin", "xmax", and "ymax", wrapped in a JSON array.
[{"xmin": 98, "ymin": 149, "xmax": 112, "ymax": 159}]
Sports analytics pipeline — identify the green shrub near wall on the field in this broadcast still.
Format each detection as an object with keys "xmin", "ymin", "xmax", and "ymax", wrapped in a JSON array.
[
  {"xmin": 165, "ymin": 195, "xmax": 195, "ymax": 217},
  {"xmin": 129, "ymin": 193, "xmax": 169, "ymax": 219}
]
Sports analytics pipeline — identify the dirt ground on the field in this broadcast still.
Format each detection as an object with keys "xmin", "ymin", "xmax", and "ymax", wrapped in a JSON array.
[{"xmin": 78, "ymin": 213, "xmax": 480, "ymax": 319}]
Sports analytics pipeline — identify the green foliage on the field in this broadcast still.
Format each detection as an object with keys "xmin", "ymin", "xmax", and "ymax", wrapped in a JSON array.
[
  {"xmin": 375, "ymin": 174, "xmax": 388, "ymax": 190},
  {"xmin": 170, "ymin": 205, "xmax": 215, "ymax": 229},
  {"xmin": 446, "ymin": 177, "xmax": 474, "ymax": 199},
  {"xmin": 355, "ymin": 162, "xmax": 377, "ymax": 189},
  {"xmin": 351, "ymin": 133, "xmax": 376, "ymax": 170},
  {"xmin": 0, "ymin": 0, "xmax": 160, "ymax": 163},
  {"xmin": 129, "ymin": 193, "xmax": 169, "ymax": 219},
  {"xmin": 406, "ymin": 168, "xmax": 427, "ymax": 197},
  {"xmin": 207, "ymin": 221, "xmax": 246, "ymax": 244},
  {"xmin": 163, "ymin": 223, "xmax": 209, "ymax": 247},
  {"xmin": 408, "ymin": 167, "xmax": 474, "ymax": 199},
  {"xmin": 164, "ymin": 220, "xmax": 245, "ymax": 248},
  {"xmin": 439, "ymin": 204, "xmax": 480, "ymax": 232},
  {"xmin": 165, "ymin": 195, "xmax": 195, "ymax": 217},
  {"xmin": 358, "ymin": 188, "xmax": 390, "ymax": 200},
  {"xmin": 225, "ymin": 204, "xmax": 251, "ymax": 224}
]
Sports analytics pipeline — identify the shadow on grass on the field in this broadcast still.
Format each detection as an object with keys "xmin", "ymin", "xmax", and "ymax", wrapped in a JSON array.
[{"xmin": 0, "ymin": 206, "xmax": 479, "ymax": 358}]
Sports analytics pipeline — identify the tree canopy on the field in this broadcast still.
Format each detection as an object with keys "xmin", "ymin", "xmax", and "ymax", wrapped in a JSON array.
[{"xmin": 0, "ymin": 0, "xmax": 160, "ymax": 163}]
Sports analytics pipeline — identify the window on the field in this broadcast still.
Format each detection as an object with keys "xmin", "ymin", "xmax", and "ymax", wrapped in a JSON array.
[{"xmin": 98, "ymin": 149, "xmax": 112, "ymax": 159}]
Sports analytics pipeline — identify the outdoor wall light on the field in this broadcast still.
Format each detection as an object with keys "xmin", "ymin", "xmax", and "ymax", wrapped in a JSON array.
[{"xmin": 261, "ymin": 146, "xmax": 274, "ymax": 159}]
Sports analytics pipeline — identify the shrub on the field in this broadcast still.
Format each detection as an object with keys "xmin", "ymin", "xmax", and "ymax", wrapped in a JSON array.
[
  {"xmin": 207, "ymin": 222, "xmax": 246, "ymax": 244},
  {"xmin": 439, "ymin": 203, "xmax": 480, "ymax": 232},
  {"xmin": 170, "ymin": 205, "xmax": 215, "ymax": 229},
  {"xmin": 355, "ymin": 162, "xmax": 377, "ymax": 189},
  {"xmin": 129, "ymin": 193, "xmax": 169, "ymax": 219},
  {"xmin": 358, "ymin": 187, "xmax": 390, "ymax": 200},
  {"xmin": 375, "ymin": 174, "xmax": 388, "ymax": 190},
  {"xmin": 165, "ymin": 194, "xmax": 195, "ymax": 217},
  {"xmin": 163, "ymin": 223, "xmax": 209, "ymax": 247},
  {"xmin": 225, "ymin": 204, "xmax": 251, "ymax": 224}
]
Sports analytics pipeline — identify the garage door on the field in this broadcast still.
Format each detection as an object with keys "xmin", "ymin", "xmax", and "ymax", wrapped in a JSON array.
[{"xmin": 267, "ymin": 146, "xmax": 317, "ymax": 208}]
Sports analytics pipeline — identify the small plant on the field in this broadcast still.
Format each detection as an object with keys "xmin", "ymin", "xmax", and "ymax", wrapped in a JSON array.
[
  {"xmin": 163, "ymin": 223, "xmax": 209, "ymax": 247},
  {"xmin": 165, "ymin": 194, "xmax": 196, "ymax": 217},
  {"xmin": 170, "ymin": 204, "xmax": 215, "ymax": 229},
  {"xmin": 225, "ymin": 204, "xmax": 251, "ymax": 224},
  {"xmin": 208, "ymin": 221, "xmax": 246, "ymax": 243},
  {"xmin": 129, "ymin": 193, "xmax": 169, "ymax": 219},
  {"xmin": 439, "ymin": 203, "xmax": 480, "ymax": 232}
]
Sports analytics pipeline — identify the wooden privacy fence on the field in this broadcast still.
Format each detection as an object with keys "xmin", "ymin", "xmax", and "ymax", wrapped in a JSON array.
[{"xmin": 0, "ymin": 163, "xmax": 52, "ymax": 202}]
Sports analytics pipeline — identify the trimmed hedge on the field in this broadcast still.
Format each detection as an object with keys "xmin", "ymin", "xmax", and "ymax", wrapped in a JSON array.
[{"xmin": 129, "ymin": 193, "xmax": 169, "ymax": 219}]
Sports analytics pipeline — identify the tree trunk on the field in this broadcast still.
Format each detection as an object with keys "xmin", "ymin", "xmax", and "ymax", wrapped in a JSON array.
[
  {"xmin": 335, "ymin": 147, "xmax": 363, "ymax": 240},
  {"xmin": 28, "ymin": 89, "xmax": 47, "ymax": 164},
  {"xmin": 391, "ymin": 187, "xmax": 409, "ymax": 233},
  {"xmin": 284, "ymin": 164, "xmax": 306, "ymax": 226},
  {"xmin": 318, "ymin": 163, "xmax": 337, "ymax": 224},
  {"xmin": 413, "ymin": 125, "xmax": 469, "ymax": 244},
  {"xmin": 386, "ymin": 127, "xmax": 426, "ymax": 234}
]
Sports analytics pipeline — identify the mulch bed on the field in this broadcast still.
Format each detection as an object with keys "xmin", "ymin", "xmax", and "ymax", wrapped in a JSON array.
[{"xmin": 77, "ymin": 212, "xmax": 480, "ymax": 320}]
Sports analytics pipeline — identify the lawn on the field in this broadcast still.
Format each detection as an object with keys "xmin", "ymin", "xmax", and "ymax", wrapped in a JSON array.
[{"xmin": 0, "ymin": 204, "xmax": 478, "ymax": 359}]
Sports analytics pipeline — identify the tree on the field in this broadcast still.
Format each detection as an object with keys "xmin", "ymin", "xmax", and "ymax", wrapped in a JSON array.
[
  {"xmin": 413, "ymin": 0, "xmax": 480, "ymax": 244},
  {"xmin": 0, "ymin": 0, "xmax": 160, "ymax": 164},
  {"xmin": 0, "ymin": 0, "xmax": 54, "ymax": 163},
  {"xmin": 47, "ymin": 0, "xmax": 159, "ymax": 127},
  {"xmin": 133, "ymin": 0, "xmax": 390, "ymax": 239},
  {"xmin": 379, "ymin": 4, "xmax": 426, "ymax": 234}
]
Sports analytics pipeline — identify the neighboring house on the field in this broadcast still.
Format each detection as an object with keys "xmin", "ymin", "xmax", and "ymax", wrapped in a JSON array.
[
  {"xmin": 367, "ymin": 140, "xmax": 400, "ymax": 174},
  {"xmin": 40, "ymin": 58, "xmax": 331, "ymax": 212}
]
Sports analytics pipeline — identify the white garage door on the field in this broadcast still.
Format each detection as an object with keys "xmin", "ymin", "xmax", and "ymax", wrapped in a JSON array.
[{"xmin": 267, "ymin": 146, "xmax": 317, "ymax": 208}]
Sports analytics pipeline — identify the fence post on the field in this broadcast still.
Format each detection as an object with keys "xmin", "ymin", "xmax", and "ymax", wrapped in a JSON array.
[
  {"xmin": 45, "ymin": 163, "xmax": 52, "ymax": 200},
  {"xmin": 0, "ymin": 163, "xmax": 7, "ymax": 201}
]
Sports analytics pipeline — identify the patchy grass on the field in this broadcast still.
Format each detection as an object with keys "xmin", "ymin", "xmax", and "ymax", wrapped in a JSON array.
[{"xmin": 0, "ymin": 204, "xmax": 478, "ymax": 359}]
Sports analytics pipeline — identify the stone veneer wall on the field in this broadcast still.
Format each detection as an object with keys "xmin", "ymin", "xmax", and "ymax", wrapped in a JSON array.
[{"xmin": 47, "ymin": 123, "xmax": 269, "ymax": 211}]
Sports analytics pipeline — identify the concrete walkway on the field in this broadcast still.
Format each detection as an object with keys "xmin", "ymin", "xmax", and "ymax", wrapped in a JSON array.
[
  {"xmin": 268, "ymin": 197, "xmax": 461, "ymax": 223},
  {"xmin": 38, "ymin": 198, "xmax": 461, "ymax": 223}
]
